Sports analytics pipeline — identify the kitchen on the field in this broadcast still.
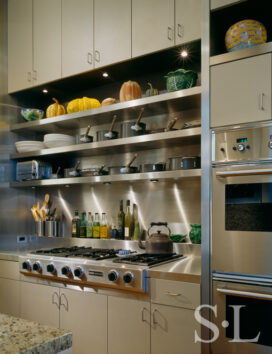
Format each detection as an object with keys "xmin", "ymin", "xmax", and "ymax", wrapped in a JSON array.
[{"xmin": 0, "ymin": 0, "xmax": 271, "ymax": 353}]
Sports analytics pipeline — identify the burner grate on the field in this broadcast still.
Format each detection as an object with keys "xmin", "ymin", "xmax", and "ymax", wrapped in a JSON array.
[{"xmin": 113, "ymin": 253, "xmax": 184, "ymax": 266}]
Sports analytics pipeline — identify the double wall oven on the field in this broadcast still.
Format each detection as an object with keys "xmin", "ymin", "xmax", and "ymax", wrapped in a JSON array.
[{"xmin": 211, "ymin": 124, "xmax": 272, "ymax": 354}]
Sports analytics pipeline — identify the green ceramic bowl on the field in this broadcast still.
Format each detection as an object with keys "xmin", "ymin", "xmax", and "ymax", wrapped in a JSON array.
[
  {"xmin": 165, "ymin": 69, "xmax": 198, "ymax": 92},
  {"xmin": 170, "ymin": 234, "xmax": 187, "ymax": 243}
]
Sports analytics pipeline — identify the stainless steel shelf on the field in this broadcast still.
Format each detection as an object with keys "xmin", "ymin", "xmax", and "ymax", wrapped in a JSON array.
[
  {"xmin": 10, "ymin": 169, "xmax": 201, "ymax": 188},
  {"xmin": 10, "ymin": 128, "xmax": 201, "ymax": 160},
  {"xmin": 210, "ymin": 42, "xmax": 272, "ymax": 67},
  {"xmin": 10, "ymin": 87, "xmax": 201, "ymax": 134}
]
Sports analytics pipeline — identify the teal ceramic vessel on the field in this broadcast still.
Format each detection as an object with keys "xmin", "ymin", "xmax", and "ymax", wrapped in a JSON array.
[
  {"xmin": 21, "ymin": 108, "xmax": 44, "ymax": 122},
  {"xmin": 189, "ymin": 224, "xmax": 201, "ymax": 244},
  {"xmin": 165, "ymin": 69, "xmax": 198, "ymax": 92}
]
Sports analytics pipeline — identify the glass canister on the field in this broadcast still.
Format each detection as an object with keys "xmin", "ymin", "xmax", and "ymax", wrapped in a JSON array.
[{"xmin": 189, "ymin": 224, "xmax": 201, "ymax": 244}]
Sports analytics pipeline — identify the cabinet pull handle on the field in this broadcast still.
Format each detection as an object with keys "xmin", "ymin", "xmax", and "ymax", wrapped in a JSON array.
[
  {"xmin": 141, "ymin": 307, "xmax": 148, "ymax": 322},
  {"xmin": 152, "ymin": 309, "xmax": 159, "ymax": 325},
  {"xmin": 52, "ymin": 291, "xmax": 60, "ymax": 309},
  {"xmin": 60, "ymin": 293, "xmax": 69, "ymax": 311},
  {"xmin": 32, "ymin": 70, "xmax": 37, "ymax": 81},
  {"xmin": 87, "ymin": 52, "xmax": 93, "ymax": 65},
  {"xmin": 177, "ymin": 24, "xmax": 184, "ymax": 38},
  {"xmin": 167, "ymin": 26, "xmax": 173, "ymax": 41},
  {"xmin": 27, "ymin": 72, "xmax": 32, "ymax": 82},
  {"xmin": 95, "ymin": 50, "xmax": 100, "ymax": 62},
  {"xmin": 259, "ymin": 93, "xmax": 265, "ymax": 111},
  {"xmin": 165, "ymin": 291, "xmax": 181, "ymax": 297}
]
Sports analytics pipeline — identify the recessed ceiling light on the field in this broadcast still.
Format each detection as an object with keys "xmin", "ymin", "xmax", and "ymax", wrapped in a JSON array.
[
  {"xmin": 180, "ymin": 50, "xmax": 188, "ymax": 58},
  {"xmin": 102, "ymin": 72, "xmax": 109, "ymax": 78},
  {"xmin": 42, "ymin": 89, "xmax": 48, "ymax": 93}
]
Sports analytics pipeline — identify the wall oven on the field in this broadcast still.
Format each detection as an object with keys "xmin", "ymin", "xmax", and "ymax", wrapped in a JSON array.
[{"xmin": 212, "ymin": 273, "xmax": 272, "ymax": 354}]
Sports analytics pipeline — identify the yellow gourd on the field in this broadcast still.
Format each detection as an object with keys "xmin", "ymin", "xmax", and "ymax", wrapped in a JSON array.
[
  {"xmin": 46, "ymin": 98, "xmax": 66, "ymax": 118},
  {"xmin": 67, "ymin": 97, "xmax": 101, "ymax": 114}
]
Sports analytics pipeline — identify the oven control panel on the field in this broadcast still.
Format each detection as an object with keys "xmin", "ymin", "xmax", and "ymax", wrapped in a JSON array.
[{"xmin": 212, "ymin": 126, "xmax": 272, "ymax": 163}]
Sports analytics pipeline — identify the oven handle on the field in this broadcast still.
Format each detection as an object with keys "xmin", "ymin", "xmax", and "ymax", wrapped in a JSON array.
[
  {"xmin": 216, "ymin": 169, "xmax": 272, "ymax": 178},
  {"xmin": 216, "ymin": 287, "xmax": 272, "ymax": 300}
]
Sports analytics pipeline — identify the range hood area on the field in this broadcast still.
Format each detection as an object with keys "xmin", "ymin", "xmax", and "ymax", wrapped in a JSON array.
[{"xmin": 1, "ymin": 0, "xmax": 272, "ymax": 353}]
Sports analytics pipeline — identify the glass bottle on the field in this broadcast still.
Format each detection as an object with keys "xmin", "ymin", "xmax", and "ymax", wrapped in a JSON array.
[
  {"xmin": 93, "ymin": 213, "xmax": 100, "ymax": 238},
  {"xmin": 100, "ymin": 213, "xmax": 108, "ymax": 239},
  {"xmin": 124, "ymin": 200, "xmax": 132, "ymax": 240},
  {"xmin": 86, "ymin": 212, "xmax": 93, "ymax": 238},
  {"xmin": 133, "ymin": 204, "xmax": 140, "ymax": 240},
  {"xmin": 72, "ymin": 210, "xmax": 80, "ymax": 238},
  {"xmin": 80, "ymin": 212, "xmax": 87, "ymax": 238},
  {"xmin": 117, "ymin": 200, "xmax": 125, "ymax": 239}
]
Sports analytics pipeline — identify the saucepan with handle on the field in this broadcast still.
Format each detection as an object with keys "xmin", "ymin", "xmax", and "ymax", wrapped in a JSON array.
[{"xmin": 108, "ymin": 154, "xmax": 138, "ymax": 175}]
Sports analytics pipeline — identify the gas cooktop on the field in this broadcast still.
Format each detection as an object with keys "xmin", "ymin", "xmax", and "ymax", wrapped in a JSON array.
[{"xmin": 113, "ymin": 253, "xmax": 185, "ymax": 267}]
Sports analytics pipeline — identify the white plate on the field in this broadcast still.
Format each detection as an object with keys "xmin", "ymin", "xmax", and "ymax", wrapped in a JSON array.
[
  {"xmin": 16, "ymin": 140, "xmax": 44, "ymax": 146},
  {"xmin": 44, "ymin": 134, "xmax": 74, "ymax": 140},
  {"xmin": 44, "ymin": 140, "xmax": 75, "ymax": 148}
]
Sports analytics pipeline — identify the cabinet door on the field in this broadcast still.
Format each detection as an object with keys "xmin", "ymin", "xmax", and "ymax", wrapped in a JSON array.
[
  {"xmin": 8, "ymin": 0, "xmax": 33, "ymax": 93},
  {"xmin": 33, "ymin": 0, "xmax": 61, "ymax": 85},
  {"xmin": 151, "ymin": 304, "xmax": 200, "ymax": 354},
  {"xmin": 211, "ymin": 54, "xmax": 272, "ymax": 128},
  {"xmin": 59, "ymin": 288, "xmax": 107, "ymax": 354},
  {"xmin": 175, "ymin": 0, "xmax": 201, "ymax": 45},
  {"xmin": 132, "ymin": 0, "xmax": 175, "ymax": 58},
  {"xmin": 0, "ymin": 278, "xmax": 20, "ymax": 317},
  {"xmin": 62, "ymin": 0, "xmax": 94, "ymax": 78},
  {"xmin": 108, "ymin": 296, "xmax": 150, "ymax": 354},
  {"xmin": 20, "ymin": 282, "xmax": 59, "ymax": 327},
  {"xmin": 94, "ymin": 0, "xmax": 131, "ymax": 68}
]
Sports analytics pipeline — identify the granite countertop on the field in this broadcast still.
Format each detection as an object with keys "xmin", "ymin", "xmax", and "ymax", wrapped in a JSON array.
[
  {"xmin": 149, "ymin": 255, "xmax": 201, "ymax": 283},
  {"xmin": 0, "ymin": 313, "xmax": 72, "ymax": 354}
]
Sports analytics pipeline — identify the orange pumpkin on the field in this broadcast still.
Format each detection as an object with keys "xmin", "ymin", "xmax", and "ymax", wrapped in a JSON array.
[{"xmin": 119, "ymin": 80, "xmax": 142, "ymax": 102}]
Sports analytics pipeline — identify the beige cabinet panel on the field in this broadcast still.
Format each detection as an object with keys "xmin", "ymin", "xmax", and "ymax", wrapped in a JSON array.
[
  {"xmin": 62, "ymin": 0, "xmax": 94, "ymax": 78},
  {"xmin": 33, "ymin": 0, "xmax": 61, "ymax": 85},
  {"xmin": 20, "ymin": 282, "xmax": 59, "ymax": 328},
  {"xmin": 151, "ymin": 304, "xmax": 200, "ymax": 354},
  {"xmin": 132, "ymin": 0, "xmax": 175, "ymax": 57},
  {"xmin": 8, "ymin": 0, "xmax": 33, "ymax": 93},
  {"xmin": 175, "ymin": 0, "xmax": 201, "ymax": 45},
  {"xmin": 211, "ymin": 54, "xmax": 272, "ymax": 128},
  {"xmin": 94, "ymin": 0, "xmax": 131, "ymax": 68},
  {"xmin": 0, "ymin": 260, "xmax": 19, "ymax": 280},
  {"xmin": 59, "ymin": 288, "xmax": 107, "ymax": 354},
  {"xmin": 0, "ymin": 278, "xmax": 20, "ymax": 317},
  {"xmin": 108, "ymin": 296, "xmax": 150, "ymax": 354}
]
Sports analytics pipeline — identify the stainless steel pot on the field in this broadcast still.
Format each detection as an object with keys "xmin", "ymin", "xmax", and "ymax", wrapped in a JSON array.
[
  {"xmin": 80, "ymin": 165, "xmax": 108, "ymax": 177},
  {"xmin": 96, "ymin": 115, "xmax": 119, "ymax": 141},
  {"xmin": 64, "ymin": 161, "xmax": 80, "ymax": 178},
  {"xmin": 141, "ymin": 163, "xmax": 166, "ymax": 172},
  {"xmin": 108, "ymin": 154, "xmax": 138, "ymax": 175},
  {"xmin": 149, "ymin": 117, "xmax": 179, "ymax": 134},
  {"xmin": 121, "ymin": 108, "xmax": 146, "ymax": 138},
  {"xmin": 77, "ymin": 125, "xmax": 93, "ymax": 144},
  {"xmin": 168, "ymin": 156, "xmax": 200, "ymax": 170},
  {"xmin": 138, "ymin": 222, "xmax": 173, "ymax": 254}
]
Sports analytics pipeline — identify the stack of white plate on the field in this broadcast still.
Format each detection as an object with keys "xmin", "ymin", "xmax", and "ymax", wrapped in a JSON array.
[
  {"xmin": 44, "ymin": 134, "xmax": 75, "ymax": 148},
  {"xmin": 15, "ymin": 141, "xmax": 45, "ymax": 153}
]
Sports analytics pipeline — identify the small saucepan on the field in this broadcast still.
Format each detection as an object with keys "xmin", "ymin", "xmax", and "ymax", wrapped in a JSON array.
[
  {"xmin": 50, "ymin": 166, "xmax": 62, "ymax": 179},
  {"xmin": 96, "ymin": 115, "xmax": 118, "ymax": 141},
  {"xmin": 140, "ymin": 163, "xmax": 166, "ymax": 172},
  {"xmin": 108, "ymin": 154, "xmax": 138, "ymax": 175},
  {"xmin": 168, "ymin": 156, "xmax": 200, "ymax": 170},
  {"xmin": 121, "ymin": 108, "xmax": 146, "ymax": 138},
  {"xmin": 64, "ymin": 161, "xmax": 80, "ymax": 178},
  {"xmin": 150, "ymin": 117, "xmax": 178, "ymax": 134},
  {"xmin": 77, "ymin": 125, "xmax": 93, "ymax": 144},
  {"xmin": 80, "ymin": 165, "xmax": 108, "ymax": 177}
]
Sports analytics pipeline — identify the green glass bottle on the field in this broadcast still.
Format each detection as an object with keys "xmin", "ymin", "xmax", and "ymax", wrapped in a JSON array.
[{"xmin": 79, "ymin": 212, "xmax": 87, "ymax": 238}]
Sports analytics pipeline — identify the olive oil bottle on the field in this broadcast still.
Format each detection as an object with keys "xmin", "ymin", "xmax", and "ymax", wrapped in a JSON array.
[{"xmin": 72, "ymin": 210, "xmax": 80, "ymax": 238}]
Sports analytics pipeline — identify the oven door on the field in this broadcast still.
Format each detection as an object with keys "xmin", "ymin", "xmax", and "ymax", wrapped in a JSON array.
[
  {"xmin": 212, "ymin": 274, "xmax": 272, "ymax": 354},
  {"xmin": 212, "ymin": 163, "xmax": 272, "ymax": 275}
]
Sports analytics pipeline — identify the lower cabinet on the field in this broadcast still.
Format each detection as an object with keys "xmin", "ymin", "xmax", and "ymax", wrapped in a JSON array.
[
  {"xmin": 108, "ymin": 296, "xmax": 150, "ymax": 354},
  {"xmin": 151, "ymin": 304, "xmax": 200, "ymax": 354},
  {"xmin": 0, "ymin": 278, "xmax": 20, "ymax": 317},
  {"xmin": 59, "ymin": 288, "xmax": 107, "ymax": 354}
]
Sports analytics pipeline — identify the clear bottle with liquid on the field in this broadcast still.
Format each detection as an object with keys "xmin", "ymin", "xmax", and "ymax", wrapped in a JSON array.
[
  {"xmin": 100, "ymin": 213, "xmax": 108, "ymax": 239},
  {"xmin": 80, "ymin": 212, "xmax": 87, "ymax": 238},
  {"xmin": 86, "ymin": 212, "xmax": 93, "ymax": 238},
  {"xmin": 93, "ymin": 213, "xmax": 100, "ymax": 238},
  {"xmin": 72, "ymin": 210, "xmax": 80, "ymax": 238}
]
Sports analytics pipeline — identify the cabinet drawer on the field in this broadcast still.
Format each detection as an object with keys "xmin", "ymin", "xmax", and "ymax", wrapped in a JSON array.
[
  {"xmin": 0, "ymin": 260, "xmax": 19, "ymax": 280},
  {"xmin": 151, "ymin": 279, "xmax": 200, "ymax": 309}
]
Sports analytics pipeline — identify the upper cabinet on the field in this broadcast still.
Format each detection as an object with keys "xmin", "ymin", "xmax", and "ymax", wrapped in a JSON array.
[
  {"xmin": 211, "ymin": 54, "xmax": 272, "ymax": 127},
  {"xmin": 62, "ymin": 0, "xmax": 94, "ymax": 78},
  {"xmin": 8, "ymin": 0, "xmax": 33, "ymax": 93},
  {"xmin": 33, "ymin": 0, "xmax": 61, "ymax": 85},
  {"xmin": 175, "ymin": 0, "xmax": 201, "ymax": 45},
  {"xmin": 94, "ymin": 0, "xmax": 131, "ymax": 68},
  {"xmin": 132, "ymin": 0, "xmax": 175, "ymax": 58}
]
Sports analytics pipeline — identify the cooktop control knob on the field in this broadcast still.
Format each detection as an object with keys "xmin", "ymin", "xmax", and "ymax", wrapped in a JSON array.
[
  {"xmin": 22, "ymin": 260, "xmax": 31, "ymax": 271},
  {"xmin": 237, "ymin": 144, "xmax": 245, "ymax": 152},
  {"xmin": 33, "ymin": 262, "xmax": 42, "ymax": 272},
  {"xmin": 47, "ymin": 263, "xmax": 56, "ymax": 274},
  {"xmin": 61, "ymin": 266, "xmax": 72, "ymax": 276},
  {"xmin": 108, "ymin": 270, "xmax": 119, "ymax": 282},
  {"xmin": 123, "ymin": 272, "xmax": 135, "ymax": 283},
  {"xmin": 74, "ymin": 267, "xmax": 84, "ymax": 278},
  {"xmin": 268, "ymin": 141, "xmax": 272, "ymax": 149}
]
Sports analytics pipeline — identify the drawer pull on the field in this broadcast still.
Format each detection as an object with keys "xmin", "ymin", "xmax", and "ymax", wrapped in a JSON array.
[{"xmin": 165, "ymin": 291, "xmax": 181, "ymax": 297}]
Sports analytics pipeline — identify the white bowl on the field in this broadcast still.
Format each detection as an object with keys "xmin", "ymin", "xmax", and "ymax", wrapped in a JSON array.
[
  {"xmin": 44, "ymin": 133, "xmax": 74, "ymax": 141},
  {"xmin": 44, "ymin": 140, "xmax": 75, "ymax": 148},
  {"xmin": 15, "ymin": 141, "xmax": 45, "ymax": 153}
]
